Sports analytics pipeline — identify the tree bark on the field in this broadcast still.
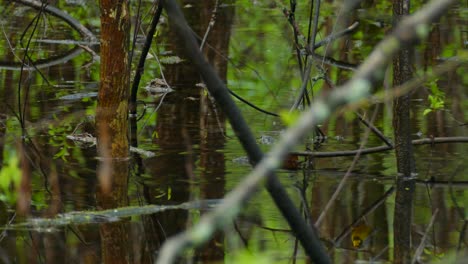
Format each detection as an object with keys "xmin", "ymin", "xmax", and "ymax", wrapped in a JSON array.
[
  {"xmin": 392, "ymin": 0, "xmax": 416, "ymax": 263},
  {"xmin": 97, "ymin": 0, "xmax": 131, "ymax": 263}
]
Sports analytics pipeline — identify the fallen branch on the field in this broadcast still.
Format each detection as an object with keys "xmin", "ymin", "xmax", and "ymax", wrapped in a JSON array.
[
  {"xmin": 66, "ymin": 134, "xmax": 156, "ymax": 158},
  {"xmin": 292, "ymin": 137, "xmax": 468, "ymax": 158},
  {"xmin": 4, "ymin": 199, "xmax": 221, "ymax": 230}
]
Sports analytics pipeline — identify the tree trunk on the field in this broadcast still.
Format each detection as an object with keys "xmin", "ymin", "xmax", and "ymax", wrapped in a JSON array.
[
  {"xmin": 97, "ymin": 0, "xmax": 131, "ymax": 263},
  {"xmin": 96, "ymin": 0, "xmax": 130, "ymax": 204},
  {"xmin": 392, "ymin": 0, "xmax": 416, "ymax": 263}
]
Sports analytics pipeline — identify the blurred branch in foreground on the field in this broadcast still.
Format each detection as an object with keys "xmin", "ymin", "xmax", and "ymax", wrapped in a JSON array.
[{"xmin": 156, "ymin": 0, "xmax": 459, "ymax": 263}]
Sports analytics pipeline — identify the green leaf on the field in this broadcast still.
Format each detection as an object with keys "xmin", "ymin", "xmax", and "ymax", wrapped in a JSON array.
[
  {"xmin": 0, "ymin": 154, "xmax": 21, "ymax": 204},
  {"xmin": 423, "ymin": 109, "xmax": 432, "ymax": 116},
  {"xmin": 53, "ymin": 147, "xmax": 70, "ymax": 161}
]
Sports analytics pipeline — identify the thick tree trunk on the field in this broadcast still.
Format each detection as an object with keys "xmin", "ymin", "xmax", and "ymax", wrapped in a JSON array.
[
  {"xmin": 96, "ymin": 0, "xmax": 130, "ymax": 204},
  {"xmin": 392, "ymin": 0, "xmax": 416, "ymax": 263},
  {"xmin": 97, "ymin": 1, "xmax": 131, "ymax": 263}
]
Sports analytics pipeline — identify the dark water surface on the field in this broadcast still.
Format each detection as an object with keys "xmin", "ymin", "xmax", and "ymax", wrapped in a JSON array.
[{"xmin": 0, "ymin": 1, "xmax": 467, "ymax": 263}]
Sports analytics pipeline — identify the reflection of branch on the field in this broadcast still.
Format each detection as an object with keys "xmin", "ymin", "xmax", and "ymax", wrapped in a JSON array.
[
  {"xmin": 448, "ymin": 165, "xmax": 468, "ymax": 253},
  {"xmin": 416, "ymin": 179, "xmax": 468, "ymax": 188},
  {"xmin": 292, "ymin": 137, "xmax": 468, "ymax": 158},
  {"xmin": 334, "ymin": 187, "xmax": 396, "ymax": 246},
  {"xmin": 315, "ymin": 105, "xmax": 380, "ymax": 227},
  {"xmin": 313, "ymin": 21, "xmax": 360, "ymax": 49},
  {"xmin": 11, "ymin": 0, "xmax": 96, "ymax": 42},
  {"xmin": 356, "ymin": 112, "xmax": 393, "ymax": 147},
  {"xmin": 129, "ymin": 2, "xmax": 163, "ymax": 115},
  {"xmin": 157, "ymin": 0, "xmax": 456, "ymax": 263},
  {"xmin": 0, "ymin": 47, "xmax": 83, "ymax": 70},
  {"xmin": 200, "ymin": 0, "xmax": 219, "ymax": 50},
  {"xmin": 5, "ymin": 0, "xmax": 97, "ymax": 71},
  {"xmin": 412, "ymin": 209, "xmax": 439, "ymax": 264},
  {"xmin": 458, "ymin": 221, "xmax": 468, "ymax": 252}
]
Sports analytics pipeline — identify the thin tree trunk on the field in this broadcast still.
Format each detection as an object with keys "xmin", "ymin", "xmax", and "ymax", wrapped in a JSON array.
[{"xmin": 392, "ymin": 0, "xmax": 416, "ymax": 263}]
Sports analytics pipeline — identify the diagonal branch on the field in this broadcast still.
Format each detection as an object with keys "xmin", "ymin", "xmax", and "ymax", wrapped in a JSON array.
[
  {"xmin": 156, "ymin": 0, "xmax": 457, "ymax": 263},
  {"xmin": 160, "ymin": 0, "xmax": 330, "ymax": 263}
]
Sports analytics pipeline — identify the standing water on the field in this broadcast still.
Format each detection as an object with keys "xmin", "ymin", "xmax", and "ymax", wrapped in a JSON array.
[{"xmin": 0, "ymin": 1, "xmax": 466, "ymax": 263}]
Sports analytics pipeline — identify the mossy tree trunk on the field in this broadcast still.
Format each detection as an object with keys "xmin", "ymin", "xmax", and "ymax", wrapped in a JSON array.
[
  {"xmin": 97, "ymin": 0, "xmax": 131, "ymax": 263},
  {"xmin": 96, "ymin": 0, "xmax": 130, "ymax": 205}
]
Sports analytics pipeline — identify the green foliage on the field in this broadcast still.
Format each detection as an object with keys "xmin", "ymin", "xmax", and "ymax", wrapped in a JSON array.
[
  {"xmin": 0, "ymin": 151, "xmax": 21, "ymax": 204},
  {"xmin": 423, "ymin": 79, "xmax": 445, "ymax": 116},
  {"xmin": 440, "ymin": 44, "xmax": 456, "ymax": 58},
  {"xmin": 31, "ymin": 188, "xmax": 47, "ymax": 210},
  {"xmin": 227, "ymin": 249, "xmax": 274, "ymax": 264},
  {"xmin": 48, "ymin": 123, "xmax": 73, "ymax": 161},
  {"xmin": 53, "ymin": 146, "xmax": 70, "ymax": 161}
]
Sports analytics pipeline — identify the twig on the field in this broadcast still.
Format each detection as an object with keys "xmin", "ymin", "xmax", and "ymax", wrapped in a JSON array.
[
  {"xmin": 412, "ymin": 209, "xmax": 439, "ymax": 264},
  {"xmin": 309, "ymin": 0, "xmax": 321, "ymax": 55},
  {"xmin": 372, "ymin": 245, "xmax": 389, "ymax": 262},
  {"xmin": 229, "ymin": 89, "xmax": 279, "ymax": 116},
  {"xmin": 129, "ymin": 1, "xmax": 164, "ymax": 116},
  {"xmin": 315, "ymin": 105, "xmax": 380, "ymax": 227},
  {"xmin": 283, "ymin": 1, "xmax": 305, "ymax": 78},
  {"xmin": 313, "ymin": 21, "xmax": 359, "ymax": 49},
  {"xmin": 356, "ymin": 112, "xmax": 393, "ymax": 147},
  {"xmin": 448, "ymin": 165, "xmax": 467, "ymax": 254},
  {"xmin": 200, "ymin": 0, "xmax": 219, "ymax": 51},
  {"xmin": 334, "ymin": 187, "xmax": 396, "ymax": 245},
  {"xmin": 320, "ymin": 77, "xmax": 394, "ymax": 148},
  {"xmin": 457, "ymin": 221, "xmax": 468, "ymax": 252}
]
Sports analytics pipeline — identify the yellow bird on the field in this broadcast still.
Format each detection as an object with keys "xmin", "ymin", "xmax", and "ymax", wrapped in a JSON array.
[{"xmin": 351, "ymin": 223, "xmax": 372, "ymax": 248}]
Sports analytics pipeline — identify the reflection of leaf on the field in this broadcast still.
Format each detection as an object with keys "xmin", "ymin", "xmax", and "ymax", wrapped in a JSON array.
[{"xmin": 59, "ymin": 92, "xmax": 98, "ymax": 101}]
